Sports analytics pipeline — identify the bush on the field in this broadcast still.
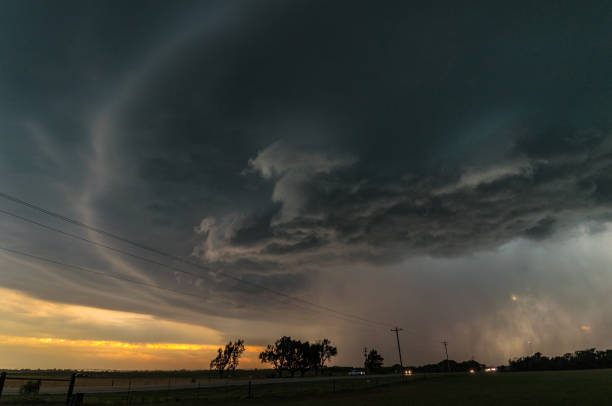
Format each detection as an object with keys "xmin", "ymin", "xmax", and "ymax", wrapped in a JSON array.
[{"xmin": 20, "ymin": 380, "xmax": 41, "ymax": 395}]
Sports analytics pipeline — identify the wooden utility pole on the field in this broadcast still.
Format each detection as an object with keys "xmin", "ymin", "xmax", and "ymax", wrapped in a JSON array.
[
  {"xmin": 66, "ymin": 373, "xmax": 76, "ymax": 405},
  {"xmin": 441, "ymin": 340, "xmax": 450, "ymax": 372},
  {"xmin": 391, "ymin": 327, "xmax": 404, "ymax": 368},
  {"xmin": 0, "ymin": 372, "xmax": 6, "ymax": 399}
]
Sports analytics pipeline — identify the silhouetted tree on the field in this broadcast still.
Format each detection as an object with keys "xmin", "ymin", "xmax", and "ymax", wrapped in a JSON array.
[
  {"xmin": 210, "ymin": 339, "xmax": 245, "ymax": 377},
  {"xmin": 308, "ymin": 339, "xmax": 338, "ymax": 375},
  {"xmin": 296, "ymin": 341, "xmax": 312, "ymax": 377},
  {"xmin": 365, "ymin": 349, "xmax": 384, "ymax": 372},
  {"xmin": 259, "ymin": 336, "xmax": 300, "ymax": 377},
  {"xmin": 260, "ymin": 336, "xmax": 339, "ymax": 377}
]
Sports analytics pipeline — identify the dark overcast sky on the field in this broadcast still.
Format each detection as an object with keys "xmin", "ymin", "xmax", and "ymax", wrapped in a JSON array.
[{"xmin": 2, "ymin": 0, "xmax": 612, "ymax": 368}]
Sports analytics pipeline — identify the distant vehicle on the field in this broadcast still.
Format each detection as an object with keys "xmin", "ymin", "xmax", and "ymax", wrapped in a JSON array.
[
  {"xmin": 348, "ymin": 369, "xmax": 365, "ymax": 376},
  {"xmin": 403, "ymin": 369, "xmax": 412, "ymax": 376}
]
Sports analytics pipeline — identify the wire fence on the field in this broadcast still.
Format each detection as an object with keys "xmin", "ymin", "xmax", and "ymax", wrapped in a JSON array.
[
  {"xmin": 0, "ymin": 372, "xmax": 418, "ymax": 405},
  {"xmin": 0, "ymin": 372, "xmax": 77, "ymax": 404}
]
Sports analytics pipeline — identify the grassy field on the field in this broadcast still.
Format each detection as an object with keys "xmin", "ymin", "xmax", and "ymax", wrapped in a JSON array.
[
  {"xmin": 307, "ymin": 369, "xmax": 612, "ymax": 406},
  {"xmin": 1, "ymin": 367, "xmax": 358, "ymax": 389},
  {"xmin": 3, "ymin": 369, "xmax": 612, "ymax": 405}
]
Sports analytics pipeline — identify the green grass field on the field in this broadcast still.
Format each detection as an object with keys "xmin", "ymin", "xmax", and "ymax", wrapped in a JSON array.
[{"xmin": 3, "ymin": 370, "xmax": 612, "ymax": 405}]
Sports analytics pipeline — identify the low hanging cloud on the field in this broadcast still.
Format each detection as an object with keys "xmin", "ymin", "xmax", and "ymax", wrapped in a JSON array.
[
  {"xmin": 246, "ymin": 140, "xmax": 357, "ymax": 224},
  {"xmin": 193, "ymin": 141, "xmax": 357, "ymax": 267},
  {"xmin": 194, "ymin": 127, "xmax": 612, "ymax": 271}
]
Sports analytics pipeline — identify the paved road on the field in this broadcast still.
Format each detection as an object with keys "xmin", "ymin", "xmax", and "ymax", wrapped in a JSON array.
[{"xmin": 3, "ymin": 374, "xmax": 402, "ymax": 395}]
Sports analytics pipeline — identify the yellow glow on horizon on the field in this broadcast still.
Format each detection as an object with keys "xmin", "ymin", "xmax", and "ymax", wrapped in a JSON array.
[
  {"xmin": 0, "ymin": 286, "xmax": 263, "ymax": 369},
  {"xmin": 0, "ymin": 334, "xmax": 265, "ymax": 368},
  {"xmin": 1, "ymin": 335, "xmax": 263, "ymax": 353}
]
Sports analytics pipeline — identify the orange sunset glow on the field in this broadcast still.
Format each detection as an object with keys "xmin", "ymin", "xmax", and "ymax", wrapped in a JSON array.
[{"xmin": 0, "ymin": 287, "xmax": 263, "ymax": 370}]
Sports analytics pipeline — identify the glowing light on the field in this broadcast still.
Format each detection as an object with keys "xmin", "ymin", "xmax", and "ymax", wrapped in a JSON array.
[
  {"xmin": 403, "ymin": 369, "xmax": 412, "ymax": 376},
  {"xmin": 580, "ymin": 325, "xmax": 592, "ymax": 332},
  {"xmin": 469, "ymin": 369, "xmax": 475, "ymax": 374},
  {"xmin": 511, "ymin": 295, "xmax": 518, "ymax": 301},
  {"xmin": 485, "ymin": 367, "xmax": 497, "ymax": 372}
]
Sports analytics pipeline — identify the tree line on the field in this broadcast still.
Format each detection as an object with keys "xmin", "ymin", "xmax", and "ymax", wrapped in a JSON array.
[
  {"xmin": 508, "ymin": 348, "xmax": 612, "ymax": 371},
  {"xmin": 210, "ymin": 336, "xmax": 338, "ymax": 377},
  {"xmin": 408, "ymin": 359, "xmax": 485, "ymax": 373}
]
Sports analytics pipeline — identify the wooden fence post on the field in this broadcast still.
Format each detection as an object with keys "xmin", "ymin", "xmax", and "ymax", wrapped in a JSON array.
[
  {"xmin": 166, "ymin": 376, "xmax": 171, "ymax": 402},
  {"xmin": 0, "ymin": 371, "xmax": 6, "ymax": 399},
  {"xmin": 66, "ymin": 373, "xmax": 76, "ymax": 405}
]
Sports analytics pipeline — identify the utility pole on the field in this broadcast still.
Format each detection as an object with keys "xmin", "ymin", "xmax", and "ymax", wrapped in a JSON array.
[
  {"xmin": 441, "ymin": 340, "xmax": 450, "ymax": 372},
  {"xmin": 391, "ymin": 327, "xmax": 404, "ymax": 368},
  {"xmin": 363, "ymin": 347, "xmax": 368, "ymax": 371}
]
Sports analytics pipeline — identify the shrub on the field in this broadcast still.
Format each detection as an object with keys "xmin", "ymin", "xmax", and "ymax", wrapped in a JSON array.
[{"xmin": 20, "ymin": 380, "xmax": 41, "ymax": 395}]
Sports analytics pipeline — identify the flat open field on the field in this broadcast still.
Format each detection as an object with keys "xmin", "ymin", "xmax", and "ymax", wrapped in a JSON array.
[
  {"xmin": 309, "ymin": 369, "xmax": 612, "ymax": 406},
  {"xmin": 3, "ymin": 369, "xmax": 612, "ymax": 405}
]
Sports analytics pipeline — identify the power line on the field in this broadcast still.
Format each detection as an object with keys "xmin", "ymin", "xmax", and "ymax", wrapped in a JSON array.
[
  {"xmin": 0, "ymin": 244, "xmax": 376, "ymax": 328},
  {"xmin": 0, "ymin": 207, "xmax": 196, "ymax": 278},
  {"xmin": 0, "ymin": 207, "xmax": 336, "ymax": 323},
  {"xmin": 0, "ymin": 245, "xmax": 207, "ymax": 303},
  {"xmin": 0, "ymin": 205, "xmax": 388, "ymax": 328},
  {"xmin": 0, "ymin": 192, "xmax": 395, "ymax": 328},
  {"xmin": 0, "ymin": 206, "xmax": 316, "ymax": 316},
  {"xmin": 0, "ymin": 192, "xmax": 172, "ymax": 260},
  {"xmin": 0, "ymin": 211, "xmax": 380, "ymax": 330}
]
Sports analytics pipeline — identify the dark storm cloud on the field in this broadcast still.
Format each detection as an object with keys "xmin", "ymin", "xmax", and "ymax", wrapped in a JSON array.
[
  {"xmin": 195, "ymin": 125, "xmax": 612, "ymax": 270},
  {"xmin": 160, "ymin": 0, "xmax": 612, "ymax": 271},
  {"xmin": 101, "ymin": 0, "xmax": 612, "ymax": 258},
  {"xmin": 5, "ymin": 0, "xmax": 608, "ymax": 304},
  {"xmin": 3, "ymin": 0, "xmax": 612, "ymax": 365}
]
